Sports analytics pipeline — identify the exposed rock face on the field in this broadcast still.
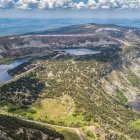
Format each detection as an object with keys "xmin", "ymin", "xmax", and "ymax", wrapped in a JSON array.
[
  {"xmin": 0, "ymin": 114, "xmax": 64, "ymax": 140},
  {"xmin": 0, "ymin": 130, "xmax": 14, "ymax": 140},
  {"xmin": 0, "ymin": 35, "xmax": 122, "ymax": 57},
  {"xmin": 0, "ymin": 23, "xmax": 139, "ymax": 58},
  {"xmin": 0, "ymin": 128, "xmax": 50, "ymax": 140},
  {"xmin": 15, "ymin": 128, "xmax": 49, "ymax": 140}
]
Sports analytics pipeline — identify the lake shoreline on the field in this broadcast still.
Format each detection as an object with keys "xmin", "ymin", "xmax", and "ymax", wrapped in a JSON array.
[{"xmin": 0, "ymin": 48, "xmax": 101, "ymax": 83}]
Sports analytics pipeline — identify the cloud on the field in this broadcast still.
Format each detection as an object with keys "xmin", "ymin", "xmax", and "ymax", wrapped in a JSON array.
[
  {"xmin": 0, "ymin": 0, "xmax": 14, "ymax": 8},
  {"xmin": 38, "ymin": 0, "xmax": 71, "ymax": 9},
  {"xmin": 0, "ymin": 0, "xmax": 140, "ymax": 9},
  {"xmin": 15, "ymin": 0, "xmax": 39, "ymax": 9},
  {"xmin": 15, "ymin": 0, "xmax": 71, "ymax": 9},
  {"xmin": 69, "ymin": 1, "xmax": 86, "ymax": 9},
  {"xmin": 86, "ymin": 0, "xmax": 140, "ymax": 9}
]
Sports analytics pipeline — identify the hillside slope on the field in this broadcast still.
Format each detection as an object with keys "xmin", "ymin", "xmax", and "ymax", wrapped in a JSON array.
[
  {"xmin": 0, "ymin": 23, "xmax": 140, "ymax": 140},
  {"xmin": 0, "ymin": 23, "xmax": 139, "ymax": 58},
  {"xmin": 0, "ymin": 114, "xmax": 64, "ymax": 140}
]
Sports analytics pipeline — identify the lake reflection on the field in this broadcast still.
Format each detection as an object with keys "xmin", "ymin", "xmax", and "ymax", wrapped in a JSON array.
[
  {"xmin": 0, "ymin": 58, "xmax": 31, "ymax": 83},
  {"xmin": 56, "ymin": 48, "xmax": 101, "ymax": 56}
]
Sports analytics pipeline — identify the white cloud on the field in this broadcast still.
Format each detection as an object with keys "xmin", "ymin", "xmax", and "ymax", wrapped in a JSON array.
[
  {"xmin": 16, "ymin": 0, "xmax": 39, "ymax": 9},
  {"xmin": 15, "ymin": 0, "xmax": 71, "ymax": 9},
  {"xmin": 0, "ymin": 0, "xmax": 140, "ymax": 9},
  {"xmin": 72, "ymin": 0, "xmax": 140, "ymax": 10},
  {"xmin": 91, "ymin": 0, "xmax": 140, "ymax": 9},
  {"xmin": 0, "ymin": 0, "xmax": 14, "ymax": 8},
  {"xmin": 38, "ymin": 0, "xmax": 71, "ymax": 9},
  {"xmin": 69, "ymin": 1, "xmax": 86, "ymax": 9}
]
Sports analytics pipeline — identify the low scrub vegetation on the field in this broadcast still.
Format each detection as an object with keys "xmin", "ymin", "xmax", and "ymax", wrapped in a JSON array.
[
  {"xmin": 0, "ymin": 48, "xmax": 140, "ymax": 139},
  {"xmin": 0, "ymin": 114, "xmax": 64, "ymax": 140}
]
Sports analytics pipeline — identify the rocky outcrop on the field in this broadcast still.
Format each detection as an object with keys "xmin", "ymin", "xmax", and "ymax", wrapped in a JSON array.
[
  {"xmin": 0, "ymin": 23, "xmax": 139, "ymax": 58},
  {"xmin": 0, "ymin": 34, "xmax": 122, "ymax": 58}
]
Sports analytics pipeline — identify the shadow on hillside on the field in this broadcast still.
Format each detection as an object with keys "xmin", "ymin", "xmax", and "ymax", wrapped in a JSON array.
[
  {"xmin": 0, "ymin": 74, "xmax": 45, "ymax": 107},
  {"xmin": 0, "ymin": 114, "xmax": 64, "ymax": 139}
]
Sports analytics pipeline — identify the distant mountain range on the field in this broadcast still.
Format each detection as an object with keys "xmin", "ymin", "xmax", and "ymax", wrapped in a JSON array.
[
  {"xmin": 0, "ymin": 23, "xmax": 139, "ymax": 58},
  {"xmin": 0, "ymin": 18, "xmax": 140, "ymax": 36}
]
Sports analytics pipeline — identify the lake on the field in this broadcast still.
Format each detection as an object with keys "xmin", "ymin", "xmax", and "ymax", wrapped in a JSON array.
[
  {"xmin": 55, "ymin": 48, "xmax": 101, "ymax": 56},
  {"xmin": 0, "ymin": 48, "xmax": 100, "ymax": 83},
  {"xmin": 0, "ymin": 57, "xmax": 31, "ymax": 83}
]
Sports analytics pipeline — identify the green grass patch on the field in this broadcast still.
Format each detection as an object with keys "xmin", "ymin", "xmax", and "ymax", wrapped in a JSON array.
[
  {"xmin": 129, "ymin": 119, "xmax": 140, "ymax": 131},
  {"xmin": 0, "ymin": 111, "xmax": 81, "ymax": 140},
  {"xmin": 24, "ymin": 98, "xmax": 88, "ymax": 126},
  {"xmin": 83, "ymin": 130, "xmax": 97, "ymax": 140}
]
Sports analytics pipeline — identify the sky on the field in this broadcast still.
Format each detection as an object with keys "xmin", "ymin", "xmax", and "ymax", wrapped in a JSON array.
[
  {"xmin": 0, "ymin": 0, "xmax": 140, "ymax": 9},
  {"xmin": 0, "ymin": 0, "xmax": 140, "ymax": 18}
]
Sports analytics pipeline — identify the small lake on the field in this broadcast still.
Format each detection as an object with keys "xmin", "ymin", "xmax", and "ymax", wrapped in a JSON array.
[
  {"xmin": 0, "ymin": 48, "xmax": 100, "ymax": 83},
  {"xmin": 0, "ymin": 57, "xmax": 31, "ymax": 83},
  {"xmin": 55, "ymin": 48, "xmax": 101, "ymax": 56}
]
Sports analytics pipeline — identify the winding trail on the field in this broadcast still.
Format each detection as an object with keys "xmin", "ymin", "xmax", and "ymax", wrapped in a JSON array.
[{"xmin": 24, "ymin": 119, "xmax": 87, "ymax": 140}]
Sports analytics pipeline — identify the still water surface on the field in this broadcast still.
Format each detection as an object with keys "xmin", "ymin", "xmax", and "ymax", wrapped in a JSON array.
[
  {"xmin": 56, "ymin": 48, "xmax": 101, "ymax": 56},
  {"xmin": 0, "ymin": 48, "xmax": 100, "ymax": 83},
  {"xmin": 0, "ymin": 58, "xmax": 31, "ymax": 83}
]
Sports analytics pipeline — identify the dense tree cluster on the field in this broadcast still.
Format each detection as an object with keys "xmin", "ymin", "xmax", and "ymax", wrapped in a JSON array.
[{"xmin": 0, "ymin": 114, "xmax": 64, "ymax": 140}]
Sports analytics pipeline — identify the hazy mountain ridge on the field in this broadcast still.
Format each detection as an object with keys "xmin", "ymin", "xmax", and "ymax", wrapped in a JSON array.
[{"xmin": 0, "ymin": 23, "xmax": 140, "ymax": 58}]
